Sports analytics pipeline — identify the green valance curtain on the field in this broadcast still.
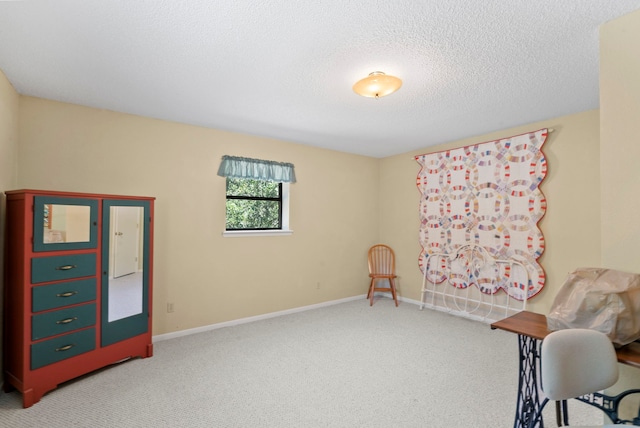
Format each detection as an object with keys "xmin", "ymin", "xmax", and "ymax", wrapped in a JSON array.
[{"xmin": 217, "ymin": 155, "xmax": 297, "ymax": 183}]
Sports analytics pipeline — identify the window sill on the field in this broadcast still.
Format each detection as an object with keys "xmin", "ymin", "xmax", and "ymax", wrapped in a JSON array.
[{"xmin": 222, "ymin": 230, "xmax": 293, "ymax": 238}]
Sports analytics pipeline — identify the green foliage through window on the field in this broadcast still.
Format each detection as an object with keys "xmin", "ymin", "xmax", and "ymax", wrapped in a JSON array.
[{"xmin": 226, "ymin": 178, "xmax": 282, "ymax": 230}]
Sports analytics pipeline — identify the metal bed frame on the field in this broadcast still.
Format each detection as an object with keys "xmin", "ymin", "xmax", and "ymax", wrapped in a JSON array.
[{"xmin": 420, "ymin": 244, "xmax": 530, "ymax": 323}]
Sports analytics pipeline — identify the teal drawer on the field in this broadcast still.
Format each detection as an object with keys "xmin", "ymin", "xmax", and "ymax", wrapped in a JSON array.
[
  {"xmin": 31, "ymin": 328, "xmax": 95, "ymax": 370},
  {"xmin": 31, "ymin": 253, "xmax": 96, "ymax": 284},
  {"xmin": 32, "ymin": 303, "xmax": 96, "ymax": 341},
  {"xmin": 32, "ymin": 278, "xmax": 97, "ymax": 312}
]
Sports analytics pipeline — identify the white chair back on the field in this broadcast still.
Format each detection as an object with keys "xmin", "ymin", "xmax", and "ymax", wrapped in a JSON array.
[{"xmin": 541, "ymin": 329, "xmax": 618, "ymax": 401}]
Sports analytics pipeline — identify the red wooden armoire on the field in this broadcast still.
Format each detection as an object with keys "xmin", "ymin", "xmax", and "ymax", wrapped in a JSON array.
[{"xmin": 3, "ymin": 189, "xmax": 154, "ymax": 407}]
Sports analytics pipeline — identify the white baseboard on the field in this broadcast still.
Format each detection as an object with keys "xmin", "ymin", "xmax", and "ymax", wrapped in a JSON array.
[
  {"xmin": 375, "ymin": 292, "xmax": 422, "ymax": 307},
  {"xmin": 153, "ymin": 295, "xmax": 366, "ymax": 342},
  {"xmin": 153, "ymin": 293, "xmax": 422, "ymax": 343}
]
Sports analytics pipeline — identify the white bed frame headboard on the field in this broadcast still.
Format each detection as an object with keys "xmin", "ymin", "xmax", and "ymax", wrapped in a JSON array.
[{"xmin": 420, "ymin": 244, "xmax": 530, "ymax": 323}]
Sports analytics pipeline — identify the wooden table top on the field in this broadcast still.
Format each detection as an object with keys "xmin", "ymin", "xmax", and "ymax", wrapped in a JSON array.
[{"xmin": 491, "ymin": 310, "xmax": 640, "ymax": 369}]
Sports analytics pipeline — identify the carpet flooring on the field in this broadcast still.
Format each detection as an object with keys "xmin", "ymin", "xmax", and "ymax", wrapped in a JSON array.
[{"xmin": 0, "ymin": 298, "xmax": 601, "ymax": 427}]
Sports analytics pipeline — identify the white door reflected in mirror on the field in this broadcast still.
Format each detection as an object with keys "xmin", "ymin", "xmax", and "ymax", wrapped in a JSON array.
[{"xmin": 108, "ymin": 206, "xmax": 144, "ymax": 322}]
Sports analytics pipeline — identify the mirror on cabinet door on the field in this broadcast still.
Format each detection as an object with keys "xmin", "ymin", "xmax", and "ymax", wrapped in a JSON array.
[
  {"xmin": 33, "ymin": 197, "xmax": 98, "ymax": 252},
  {"xmin": 101, "ymin": 200, "xmax": 151, "ymax": 347},
  {"xmin": 108, "ymin": 206, "xmax": 144, "ymax": 322}
]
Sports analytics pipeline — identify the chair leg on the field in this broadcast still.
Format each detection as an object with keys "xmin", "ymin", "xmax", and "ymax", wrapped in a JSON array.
[
  {"xmin": 369, "ymin": 279, "xmax": 375, "ymax": 306},
  {"xmin": 390, "ymin": 278, "xmax": 398, "ymax": 307}
]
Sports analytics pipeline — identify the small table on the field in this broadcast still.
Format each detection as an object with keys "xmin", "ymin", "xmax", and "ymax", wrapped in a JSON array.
[{"xmin": 491, "ymin": 310, "xmax": 640, "ymax": 427}]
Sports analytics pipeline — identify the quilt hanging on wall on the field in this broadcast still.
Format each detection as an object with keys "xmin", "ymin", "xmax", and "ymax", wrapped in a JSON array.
[{"xmin": 415, "ymin": 129, "xmax": 549, "ymax": 300}]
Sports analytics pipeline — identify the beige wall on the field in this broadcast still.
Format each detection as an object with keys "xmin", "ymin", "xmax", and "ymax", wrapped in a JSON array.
[
  {"xmin": 0, "ymin": 69, "xmax": 19, "ymax": 231},
  {"xmin": 0, "ymin": 70, "xmax": 19, "ymax": 231},
  {"xmin": 12, "ymin": 97, "xmax": 605, "ymax": 334},
  {"xmin": 0, "ymin": 70, "xmax": 19, "ymax": 189},
  {"xmin": 379, "ymin": 110, "xmax": 602, "ymax": 314},
  {"xmin": 600, "ymin": 8, "xmax": 640, "ymax": 419},
  {"xmin": 17, "ymin": 97, "xmax": 380, "ymax": 335},
  {"xmin": 600, "ymin": 9, "xmax": 640, "ymax": 270}
]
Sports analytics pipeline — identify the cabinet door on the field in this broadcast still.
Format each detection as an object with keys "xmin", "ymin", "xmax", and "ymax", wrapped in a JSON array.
[
  {"xmin": 33, "ymin": 196, "xmax": 98, "ymax": 252},
  {"xmin": 101, "ymin": 199, "xmax": 151, "ymax": 346}
]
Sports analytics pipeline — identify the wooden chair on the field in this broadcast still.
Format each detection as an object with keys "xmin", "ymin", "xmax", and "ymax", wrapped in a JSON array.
[{"xmin": 367, "ymin": 244, "xmax": 398, "ymax": 306}]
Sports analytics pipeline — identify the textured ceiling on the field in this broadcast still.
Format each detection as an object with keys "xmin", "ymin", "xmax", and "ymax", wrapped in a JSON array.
[{"xmin": 1, "ymin": 1, "xmax": 640, "ymax": 158}]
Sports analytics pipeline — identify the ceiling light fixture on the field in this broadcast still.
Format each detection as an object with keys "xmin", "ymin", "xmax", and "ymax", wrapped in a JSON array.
[{"xmin": 352, "ymin": 71, "xmax": 402, "ymax": 99}]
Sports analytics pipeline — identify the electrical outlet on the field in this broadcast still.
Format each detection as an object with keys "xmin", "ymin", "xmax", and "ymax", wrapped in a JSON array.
[
  {"xmin": 316, "ymin": 282, "xmax": 320, "ymax": 290},
  {"xmin": 167, "ymin": 302, "xmax": 175, "ymax": 313}
]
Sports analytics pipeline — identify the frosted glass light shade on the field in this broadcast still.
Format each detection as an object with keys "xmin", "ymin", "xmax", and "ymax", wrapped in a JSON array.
[{"xmin": 353, "ymin": 71, "xmax": 402, "ymax": 98}]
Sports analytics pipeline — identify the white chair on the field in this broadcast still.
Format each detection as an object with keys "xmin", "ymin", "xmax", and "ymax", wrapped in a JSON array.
[{"xmin": 529, "ymin": 328, "xmax": 640, "ymax": 427}]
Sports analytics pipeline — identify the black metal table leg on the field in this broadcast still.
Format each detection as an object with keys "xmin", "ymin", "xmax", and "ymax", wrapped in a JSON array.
[
  {"xmin": 515, "ymin": 334, "xmax": 544, "ymax": 428},
  {"xmin": 575, "ymin": 390, "xmax": 640, "ymax": 425}
]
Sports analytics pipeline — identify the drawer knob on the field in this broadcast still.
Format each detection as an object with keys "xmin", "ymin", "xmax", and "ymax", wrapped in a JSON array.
[
  {"xmin": 56, "ymin": 291, "xmax": 79, "ymax": 298},
  {"xmin": 56, "ymin": 317, "xmax": 78, "ymax": 325},
  {"xmin": 55, "ymin": 265, "xmax": 77, "ymax": 271},
  {"xmin": 55, "ymin": 344, "xmax": 76, "ymax": 352}
]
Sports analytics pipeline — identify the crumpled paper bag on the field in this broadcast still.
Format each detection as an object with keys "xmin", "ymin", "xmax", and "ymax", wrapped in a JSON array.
[{"xmin": 547, "ymin": 267, "xmax": 640, "ymax": 347}]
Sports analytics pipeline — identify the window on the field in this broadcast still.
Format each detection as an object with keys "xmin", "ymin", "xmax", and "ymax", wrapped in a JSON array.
[
  {"xmin": 225, "ymin": 178, "xmax": 282, "ymax": 230},
  {"xmin": 217, "ymin": 155, "xmax": 295, "ymax": 236}
]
